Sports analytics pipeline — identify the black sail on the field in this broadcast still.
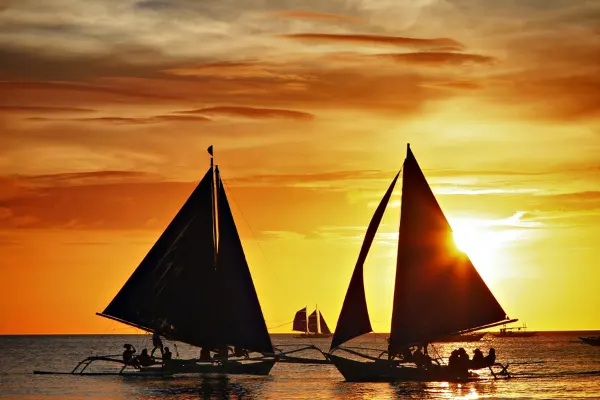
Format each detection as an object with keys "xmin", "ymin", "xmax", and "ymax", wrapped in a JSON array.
[
  {"xmin": 216, "ymin": 172, "xmax": 274, "ymax": 354},
  {"xmin": 319, "ymin": 312, "xmax": 332, "ymax": 334},
  {"xmin": 292, "ymin": 307, "xmax": 308, "ymax": 332},
  {"xmin": 308, "ymin": 311, "xmax": 319, "ymax": 333},
  {"xmin": 100, "ymin": 168, "xmax": 218, "ymax": 348},
  {"xmin": 389, "ymin": 145, "xmax": 509, "ymax": 350},
  {"xmin": 330, "ymin": 172, "xmax": 400, "ymax": 350}
]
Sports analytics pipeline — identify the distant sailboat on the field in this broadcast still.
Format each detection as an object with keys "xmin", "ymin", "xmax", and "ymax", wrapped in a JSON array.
[
  {"xmin": 328, "ymin": 144, "xmax": 516, "ymax": 382},
  {"xmin": 293, "ymin": 307, "xmax": 332, "ymax": 338},
  {"xmin": 35, "ymin": 146, "xmax": 277, "ymax": 376}
]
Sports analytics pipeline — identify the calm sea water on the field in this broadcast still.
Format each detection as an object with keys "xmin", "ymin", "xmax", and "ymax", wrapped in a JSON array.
[{"xmin": 1, "ymin": 333, "xmax": 599, "ymax": 399}]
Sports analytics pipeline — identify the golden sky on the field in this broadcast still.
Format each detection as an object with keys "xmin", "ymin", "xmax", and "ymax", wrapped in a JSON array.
[{"xmin": 1, "ymin": 0, "xmax": 599, "ymax": 334}]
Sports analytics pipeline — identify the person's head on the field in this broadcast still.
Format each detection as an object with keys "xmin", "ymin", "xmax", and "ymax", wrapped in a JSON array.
[
  {"xmin": 141, "ymin": 349, "xmax": 148, "ymax": 354},
  {"xmin": 474, "ymin": 348, "xmax": 481, "ymax": 354},
  {"xmin": 489, "ymin": 348, "xmax": 495, "ymax": 355},
  {"xmin": 124, "ymin": 344, "xmax": 131, "ymax": 349},
  {"xmin": 458, "ymin": 347, "xmax": 466, "ymax": 355},
  {"xmin": 165, "ymin": 347, "xmax": 170, "ymax": 352}
]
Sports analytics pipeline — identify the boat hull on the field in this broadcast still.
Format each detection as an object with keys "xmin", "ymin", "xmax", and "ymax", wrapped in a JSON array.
[
  {"xmin": 162, "ymin": 358, "xmax": 276, "ymax": 375},
  {"xmin": 34, "ymin": 357, "xmax": 276, "ymax": 377},
  {"xmin": 328, "ymin": 354, "xmax": 474, "ymax": 382},
  {"xmin": 580, "ymin": 336, "xmax": 600, "ymax": 346},
  {"xmin": 491, "ymin": 332, "xmax": 536, "ymax": 338},
  {"xmin": 294, "ymin": 333, "xmax": 332, "ymax": 339}
]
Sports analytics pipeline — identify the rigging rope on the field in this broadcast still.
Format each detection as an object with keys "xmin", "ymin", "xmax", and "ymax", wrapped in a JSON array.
[
  {"xmin": 267, "ymin": 320, "xmax": 294, "ymax": 330},
  {"xmin": 221, "ymin": 179, "xmax": 283, "ymax": 288}
]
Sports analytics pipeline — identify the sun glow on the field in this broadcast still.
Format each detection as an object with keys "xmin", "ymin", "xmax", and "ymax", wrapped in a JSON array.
[{"xmin": 449, "ymin": 217, "xmax": 524, "ymax": 283}]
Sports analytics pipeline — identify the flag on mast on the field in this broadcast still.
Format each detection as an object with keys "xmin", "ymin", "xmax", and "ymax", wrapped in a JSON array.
[{"xmin": 207, "ymin": 145, "xmax": 213, "ymax": 156}]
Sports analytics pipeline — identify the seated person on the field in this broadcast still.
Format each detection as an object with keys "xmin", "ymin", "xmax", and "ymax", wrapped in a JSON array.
[
  {"xmin": 234, "ymin": 346, "xmax": 250, "ymax": 359},
  {"xmin": 448, "ymin": 349, "xmax": 459, "ymax": 370},
  {"xmin": 456, "ymin": 348, "xmax": 470, "ymax": 371},
  {"xmin": 136, "ymin": 348, "xmax": 153, "ymax": 367},
  {"xmin": 199, "ymin": 347, "xmax": 211, "ymax": 361},
  {"xmin": 484, "ymin": 348, "xmax": 496, "ymax": 366},
  {"xmin": 162, "ymin": 346, "xmax": 172, "ymax": 362},
  {"xmin": 412, "ymin": 345, "xmax": 432, "ymax": 369},
  {"xmin": 122, "ymin": 344, "xmax": 137, "ymax": 366},
  {"xmin": 471, "ymin": 348, "xmax": 485, "ymax": 369}
]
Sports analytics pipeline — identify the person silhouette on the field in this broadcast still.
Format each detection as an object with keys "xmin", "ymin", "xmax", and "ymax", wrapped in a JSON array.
[
  {"xmin": 122, "ymin": 344, "xmax": 136, "ymax": 366},
  {"xmin": 162, "ymin": 346, "xmax": 172, "ymax": 362},
  {"xmin": 485, "ymin": 348, "xmax": 496, "ymax": 366},
  {"xmin": 150, "ymin": 330, "xmax": 163, "ymax": 357}
]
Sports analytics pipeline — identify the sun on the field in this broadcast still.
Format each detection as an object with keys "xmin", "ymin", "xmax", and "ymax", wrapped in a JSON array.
[{"xmin": 450, "ymin": 218, "xmax": 500, "ymax": 281}]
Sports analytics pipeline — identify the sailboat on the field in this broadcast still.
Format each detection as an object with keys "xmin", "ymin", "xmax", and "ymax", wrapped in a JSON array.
[
  {"xmin": 293, "ymin": 307, "xmax": 332, "ymax": 338},
  {"xmin": 492, "ymin": 323, "xmax": 536, "ymax": 338},
  {"xmin": 327, "ymin": 144, "xmax": 516, "ymax": 382},
  {"xmin": 34, "ymin": 146, "xmax": 277, "ymax": 376}
]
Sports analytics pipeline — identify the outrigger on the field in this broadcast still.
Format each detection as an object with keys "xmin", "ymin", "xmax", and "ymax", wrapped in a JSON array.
[{"xmin": 32, "ymin": 342, "xmax": 331, "ymax": 377}]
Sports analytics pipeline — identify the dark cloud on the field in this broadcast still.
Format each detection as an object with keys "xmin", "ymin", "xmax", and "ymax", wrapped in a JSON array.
[
  {"xmin": 179, "ymin": 106, "xmax": 314, "ymax": 120},
  {"xmin": 28, "ymin": 115, "xmax": 211, "ymax": 125},
  {"xmin": 375, "ymin": 52, "xmax": 496, "ymax": 66},
  {"xmin": 25, "ymin": 171, "xmax": 162, "ymax": 187},
  {"xmin": 0, "ymin": 105, "xmax": 94, "ymax": 114},
  {"xmin": 0, "ymin": 48, "xmax": 174, "ymax": 81},
  {"xmin": 278, "ymin": 33, "xmax": 465, "ymax": 50}
]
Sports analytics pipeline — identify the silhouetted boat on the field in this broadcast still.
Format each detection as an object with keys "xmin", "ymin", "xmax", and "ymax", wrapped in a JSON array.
[
  {"xmin": 434, "ymin": 332, "xmax": 487, "ymax": 342},
  {"xmin": 327, "ymin": 144, "xmax": 516, "ymax": 382},
  {"xmin": 580, "ymin": 336, "xmax": 600, "ymax": 346},
  {"xmin": 34, "ymin": 146, "xmax": 276, "ymax": 376},
  {"xmin": 492, "ymin": 324, "xmax": 537, "ymax": 338},
  {"xmin": 293, "ymin": 306, "xmax": 332, "ymax": 338}
]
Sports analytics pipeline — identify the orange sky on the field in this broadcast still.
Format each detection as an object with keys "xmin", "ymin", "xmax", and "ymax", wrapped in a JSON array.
[{"xmin": 1, "ymin": 0, "xmax": 599, "ymax": 334}]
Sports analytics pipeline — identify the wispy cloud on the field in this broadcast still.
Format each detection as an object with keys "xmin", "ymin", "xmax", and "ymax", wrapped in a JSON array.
[
  {"xmin": 179, "ymin": 106, "xmax": 314, "ymax": 120},
  {"xmin": 375, "ymin": 52, "xmax": 496, "ymax": 66},
  {"xmin": 266, "ymin": 10, "xmax": 362, "ymax": 24},
  {"xmin": 28, "ymin": 115, "xmax": 211, "ymax": 125},
  {"xmin": 278, "ymin": 33, "xmax": 464, "ymax": 50},
  {"xmin": 0, "ymin": 105, "xmax": 94, "ymax": 114}
]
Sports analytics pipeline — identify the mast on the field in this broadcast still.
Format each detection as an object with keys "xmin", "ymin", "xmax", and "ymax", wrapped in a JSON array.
[
  {"xmin": 306, "ymin": 306, "xmax": 309, "ymax": 334},
  {"xmin": 316, "ymin": 305, "xmax": 320, "ymax": 334},
  {"xmin": 209, "ymin": 145, "xmax": 217, "ymax": 265}
]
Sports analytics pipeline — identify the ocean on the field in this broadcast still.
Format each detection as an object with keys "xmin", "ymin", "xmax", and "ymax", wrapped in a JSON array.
[{"xmin": 1, "ymin": 333, "xmax": 599, "ymax": 399}]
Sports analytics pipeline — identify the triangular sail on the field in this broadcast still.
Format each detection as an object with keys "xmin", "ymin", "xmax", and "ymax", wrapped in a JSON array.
[
  {"xmin": 330, "ymin": 172, "xmax": 400, "ymax": 350},
  {"xmin": 216, "ymin": 172, "xmax": 274, "ymax": 354},
  {"xmin": 389, "ymin": 145, "xmax": 509, "ymax": 350},
  {"xmin": 100, "ymin": 168, "xmax": 218, "ymax": 348},
  {"xmin": 319, "ymin": 312, "xmax": 331, "ymax": 335},
  {"xmin": 308, "ymin": 311, "xmax": 319, "ymax": 333},
  {"xmin": 292, "ymin": 307, "xmax": 308, "ymax": 332}
]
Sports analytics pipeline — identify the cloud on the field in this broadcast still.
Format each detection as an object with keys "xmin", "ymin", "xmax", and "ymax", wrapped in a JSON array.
[
  {"xmin": 375, "ymin": 52, "xmax": 496, "ymax": 66},
  {"xmin": 28, "ymin": 115, "xmax": 211, "ymax": 125},
  {"xmin": 0, "ymin": 105, "xmax": 94, "ymax": 114},
  {"xmin": 179, "ymin": 106, "xmax": 314, "ymax": 120},
  {"xmin": 278, "ymin": 33, "xmax": 464, "ymax": 50},
  {"xmin": 226, "ymin": 169, "xmax": 396, "ymax": 188},
  {"xmin": 1, "ymin": 80, "xmax": 182, "ymax": 104},
  {"xmin": 25, "ymin": 170, "xmax": 163, "ymax": 187},
  {"xmin": 266, "ymin": 10, "xmax": 362, "ymax": 23}
]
